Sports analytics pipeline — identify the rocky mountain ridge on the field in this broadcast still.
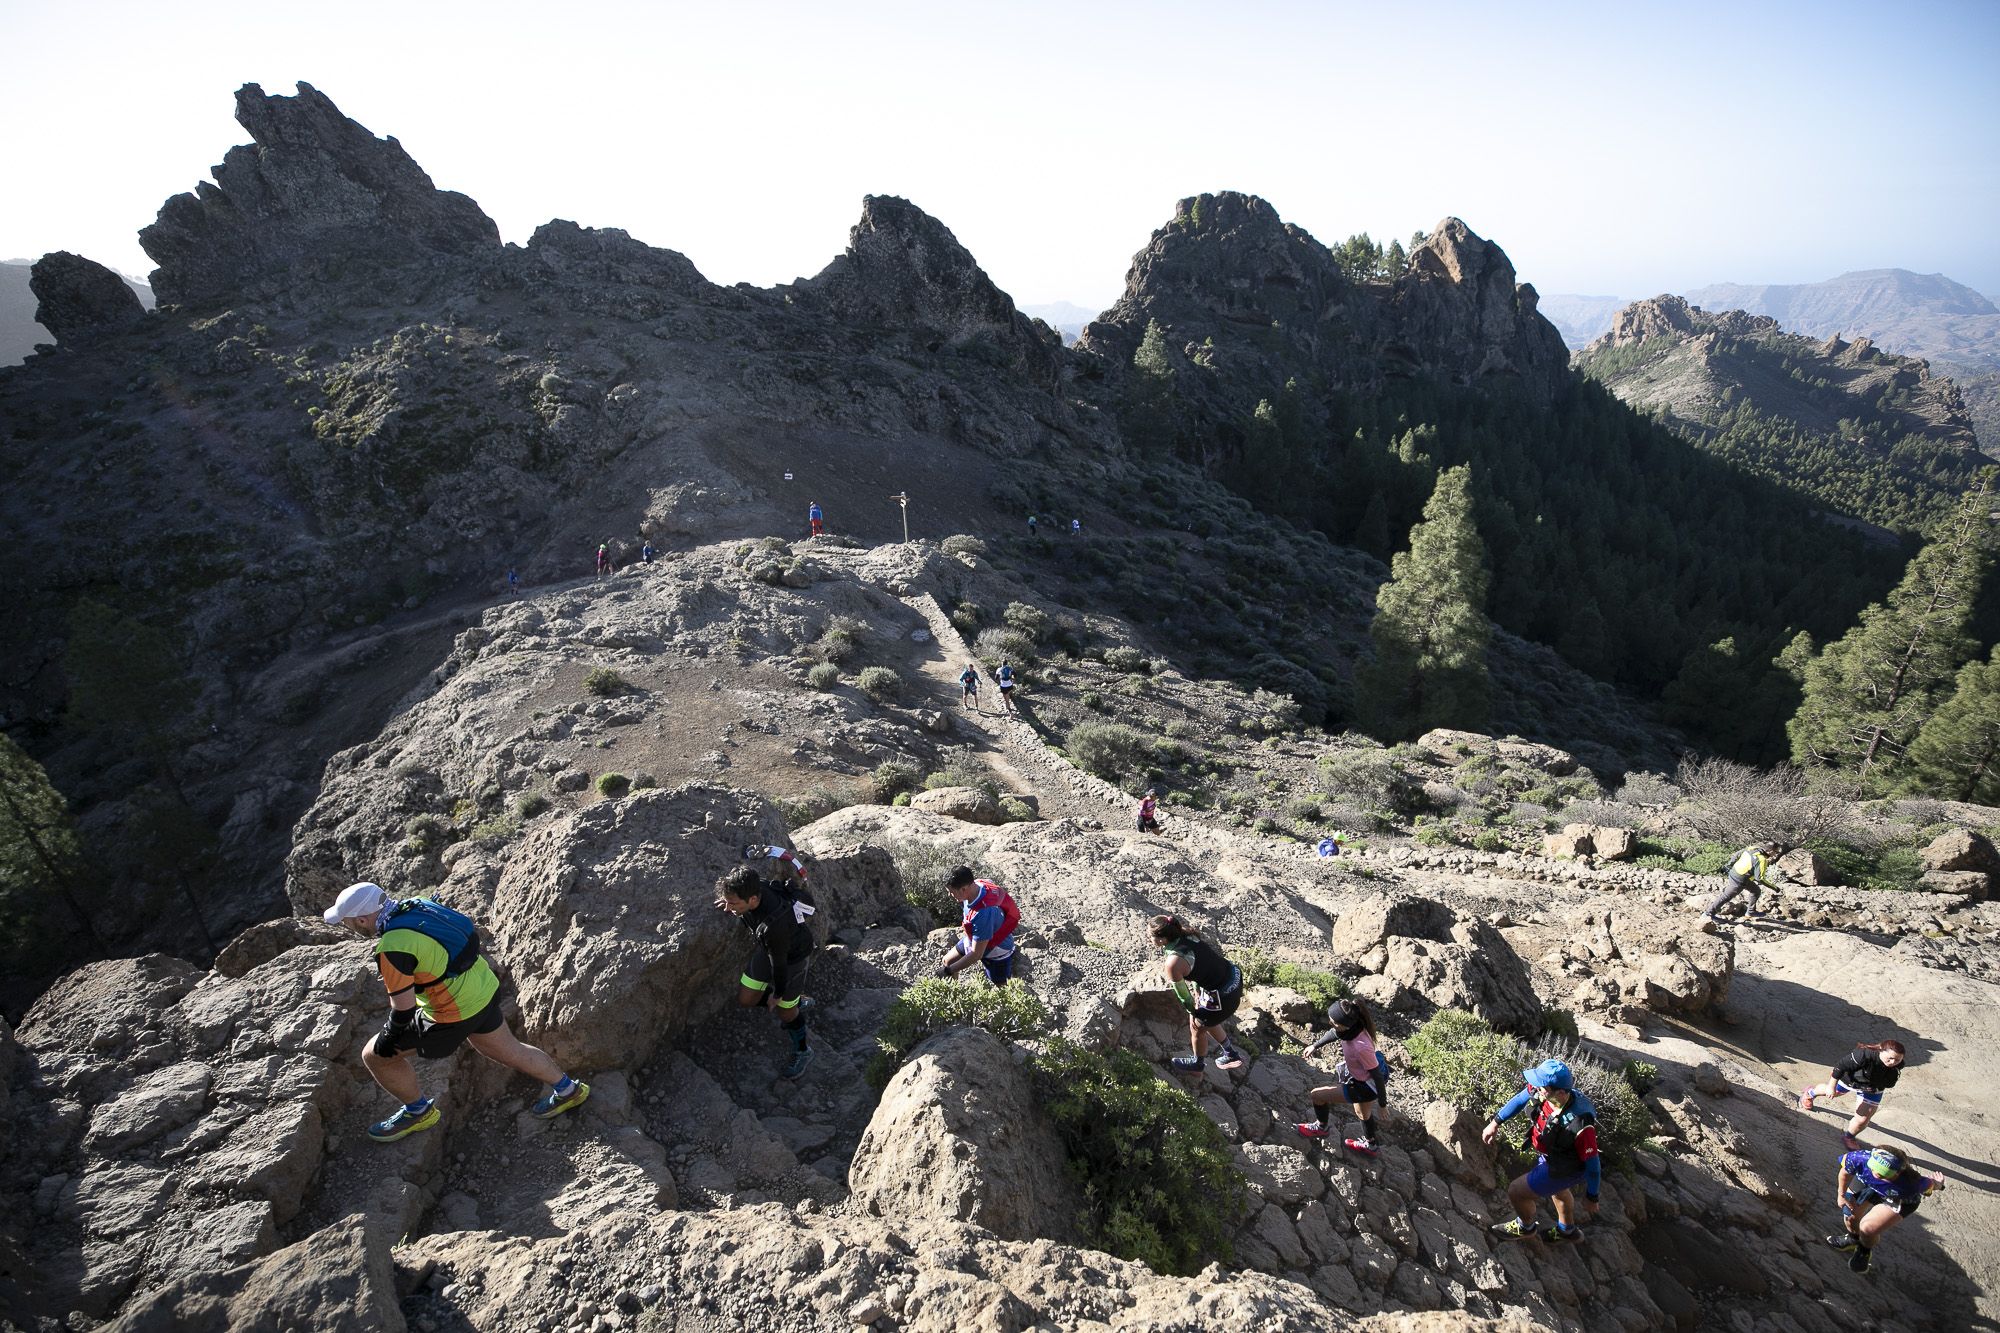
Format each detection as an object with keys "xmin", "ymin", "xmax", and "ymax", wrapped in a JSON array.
[{"xmin": 1576, "ymin": 294, "xmax": 1989, "ymax": 530}]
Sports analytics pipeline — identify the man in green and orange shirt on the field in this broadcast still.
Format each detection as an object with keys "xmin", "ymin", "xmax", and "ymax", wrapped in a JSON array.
[{"xmin": 324, "ymin": 881, "xmax": 590, "ymax": 1142}]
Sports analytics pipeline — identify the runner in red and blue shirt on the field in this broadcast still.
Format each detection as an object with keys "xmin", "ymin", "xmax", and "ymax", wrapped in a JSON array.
[
  {"xmin": 935, "ymin": 866, "xmax": 1020, "ymax": 985},
  {"xmin": 1483, "ymin": 1060, "xmax": 1601, "ymax": 1243}
]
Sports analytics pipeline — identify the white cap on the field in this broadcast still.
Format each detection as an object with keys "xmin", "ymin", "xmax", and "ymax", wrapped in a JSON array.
[{"xmin": 323, "ymin": 882, "xmax": 388, "ymax": 924}]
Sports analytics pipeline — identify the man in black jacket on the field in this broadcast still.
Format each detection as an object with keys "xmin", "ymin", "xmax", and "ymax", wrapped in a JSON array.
[{"xmin": 716, "ymin": 863, "xmax": 819, "ymax": 1078}]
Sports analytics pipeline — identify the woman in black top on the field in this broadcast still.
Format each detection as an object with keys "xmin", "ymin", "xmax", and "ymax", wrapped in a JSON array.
[
  {"xmin": 1799, "ymin": 1039, "xmax": 1906, "ymax": 1145},
  {"xmin": 1152, "ymin": 915, "xmax": 1246, "ymax": 1074}
]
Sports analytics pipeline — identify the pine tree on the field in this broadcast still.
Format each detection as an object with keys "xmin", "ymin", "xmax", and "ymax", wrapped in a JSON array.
[
  {"xmin": 0, "ymin": 733, "xmax": 98, "ymax": 962},
  {"xmin": 1903, "ymin": 648, "xmax": 2000, "ymax": 803},
  {"xmin": 1787, "ymin": 474, "xmax": 1995, "ymax": 781},
  {"xmin": 1356, "ymin": 464, "xmax": 1492, "ymax": 737},
  {"xmin": 1127, "ymin": 319, "xmax": 1181, "ymax": 455}
]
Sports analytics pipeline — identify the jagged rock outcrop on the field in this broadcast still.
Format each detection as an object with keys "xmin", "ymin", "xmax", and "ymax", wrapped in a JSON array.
[
  {"xmin": 848, "ymin": 1026, "xmax": 1081, "ymax": 1242},
  {"xmin": 139, "ymin": 81, "xmax": 500, "ymax": 307},
  {"xmin": 1577, "ymin": 294, "xmax": 1986, "ymax": 526},
  {"xmin": 1335, "ymin": 892, "xmax": 1542, "ymax": 1034},
  {"xmin": 796, "ymin": 194, "xmax": 1060, "ymax": 384},
  {"xmin": 1556, "ymin": 903, "xmax": 1734, "ymax": 1015},
  {"xmin": 1077, "ymin": 193, "xmax": 1570, "ymax": 413},
  {"xmin": 28, "ymin": 251, "xmax": 146, "ymax": 343}
]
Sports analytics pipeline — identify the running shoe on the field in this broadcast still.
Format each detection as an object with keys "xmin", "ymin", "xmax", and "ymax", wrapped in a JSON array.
[
  {"xmin": 1841, "ymin": 1132, "xmax": 1863, "ymax": 1151},
  {"xmin": 531, "ymin": 1081, "xmax": 592, "ymax": 1120},
  {"xmin": 1213, "ymin": 1046, "xmax": 1246, "ymax": 1071},
  {"xmin": 1825, "ymin": 1232, "xmax": 1858, "ymax": 1253},
  {"xmin": 782, "ymin": 1046, "xmax": 814, "ymax": 1079},
  {"xmin": 369, "ymin": 1102, "xmax": 440, "ymax": 1142},
  {"xmin": 1541, "ymin": 1223, "xmax": 1583, "ymax": 1244},
  {"xmin": 1490, "ymin": 1217, "xmax": 1533, "ymax": 1238},
  {"xmin": 1745, "ymin": 910, "xmax": 1766, "ymax": 920},
  {"xmin": 1343, "ymin": 1137, "xmax": 1380, "ymax": 1157},
  {"xmin": 1169, "ymin": 1055, "xmax": 1204, "ymax": 1072},
  {"xmin": 1295, "ymin": 1122, "xmax": 1330, "ymax": 1140},
  {"xmin": 1849, "ymin": 1247, "xmax": 1871, "ymax": 1274},
  {"xmin": 1798, "ymin": 1088, "xmax": 1816, "ymax": 1112}
]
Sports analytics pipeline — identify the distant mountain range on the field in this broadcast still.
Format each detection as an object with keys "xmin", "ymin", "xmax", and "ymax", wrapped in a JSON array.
[
  {"xmin": 1544, "ymin": 270, "xmax": 2000, "ymax": 454},
  {"xmin": 1018, "ymin": 300, "xmax": 1100, "ymax": 344},
  {"xmin": 1575, "ymin": 294, "xmax": 1988, "ymax": 533},
  {"xmin": 1, "ymin": 259, "xmax": 154, "ymax": 364}
]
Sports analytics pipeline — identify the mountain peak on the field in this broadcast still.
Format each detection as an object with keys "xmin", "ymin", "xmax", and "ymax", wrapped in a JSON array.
[{"xmin": 138, "ymin": 82, "xmax": 500, "ymax": 308}]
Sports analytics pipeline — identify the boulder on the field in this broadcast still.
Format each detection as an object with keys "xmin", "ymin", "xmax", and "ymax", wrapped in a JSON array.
[
  {"xmin": 1381, "ymin": 920, "xmax": 1540, "ymax": 1036},
  {"xmin": 104, "ymin": 1215, "xmax": 404, "ymax": 1333},
  {"xmin": 1416, "ymin": 729, "xmax": 1579, "ymax": 776},
  {"xmin": 1774, "ymin": 847, "xmax": 1836, "ymax": 886},
  {"xmin": 83, "ymin": 1063, "xmax": 213, "ymax": 1153},
  {"xmin": 1590, "ymin": 826, "xmax": 1638, "ymax": 861},
  {"xmin": 1921, "ymin": 829, "xmax": 2000, "ymax": 875},
  {"xmin": 1920, "ymin": 870, "xmax": 1991, "ymax": 899},
  {"xmin": 1332, "ymin": 893, "xmax": 1455, "ymax": 955},
  {"xmin": 475, "ymin": 783, "xmax": 793, "ymax": 1070},
  {"xmin": 910, "ymin": 785, "xmax": 1004, "ymax": 825},
  {"xmin": 214, "ymin": 916, "xmax": 348, "ymax": 979},
  {"xmin": 29, "ymin": 252, "xmax": 146, "ymax": 343},
  {"xmin": 1422, "ymin": 1101, "xmax": 1494, "ymax": 1188},
  {"xmin": 1568, "ymin": 904, "xmax": 1734, "ymax": 1015},
  {"xmin": 847, "ymin": 1026, "xmax": 1080, "ymax": 1243},
  {"xmin": 1543, "ymin": 825, "xmax": 1595, "ymax": 859}
]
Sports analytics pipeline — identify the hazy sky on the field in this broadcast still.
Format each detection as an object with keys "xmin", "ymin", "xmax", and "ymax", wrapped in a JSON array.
[{"xmin": 4, "ymin": 1, "xmax": 1997, "ymax": 308}]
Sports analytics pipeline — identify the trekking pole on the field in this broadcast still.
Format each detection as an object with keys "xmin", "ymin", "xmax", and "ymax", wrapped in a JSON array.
[{"xmin": 890, "ymin": 491, "xmax": 910, "ymax": 542}]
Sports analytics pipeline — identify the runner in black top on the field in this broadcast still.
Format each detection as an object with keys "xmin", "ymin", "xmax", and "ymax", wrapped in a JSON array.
[
  {"xmin": 716, "ymin": 865, "xmax": 818, "ymax": 1078},
  {"xmin": 1800, "ymin": 1039, "xmax": 1908, "ymax": 1146},
  {"xmin": 1152, "ymin": 914, "xmax": 1246, "ymax": 1075}
]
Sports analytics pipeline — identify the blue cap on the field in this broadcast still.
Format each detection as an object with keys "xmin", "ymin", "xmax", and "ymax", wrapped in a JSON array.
[{"xmin": 1525, "ymin": 1059, "xmax": 1574, "ymax": 1091}]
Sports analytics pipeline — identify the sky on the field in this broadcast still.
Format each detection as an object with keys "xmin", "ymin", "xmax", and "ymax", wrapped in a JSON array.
[{"xmin": 3, "ymin": 0, "xmax": 1997, "ymax": 309}]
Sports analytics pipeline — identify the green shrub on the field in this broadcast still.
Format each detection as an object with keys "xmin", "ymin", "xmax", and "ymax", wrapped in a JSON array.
[
  {"xmin": 884, "ymin": 837, "xmax": 967, "ymax": 925},
  {"xmin": 1239, "ymin": 948, "xmax": 1348, "ymax": 1010},
  {"xmin": 1621, "ymin": 1060, "xmax": 1660, "ymax": 1095},
  {"xmin": 513, "ymin": 794, "xmax": 551, "ymax": 819},
  {"xmin": 1406, "ymin": 1010, "xmax": 1650, "ymax": 1167},
  {"xmin": 632, "ymin": 772, "xmax": 659, "ymax": 790},
  {"xmin": 1252, "ymin": 816, "xmax": 1278, "ymax": 834},
  {"xmin": 856, "ymin": 666, "xmax": 902, "ymax": 703},
  {"xmin": 1032, "ymin": 1039, "xmax": 1245, "ymax": 1275},
  {"xmin": 869, "ymin": 760, "xmax": 921, "ymax": 803},
  {"xmin": 1003, "ymin": 600, "xmax": 1051, "ymax": 643},
  {"xmin": 923, "ymin": 758, "xmax": 999, "ymax": 802},
  {"xmin": 1805, "ymin": 838, "xmax": 1926, "ymax": 892},
  {"xmin": 1067, "ymin": 721, "xmax": 1154, "ymax": 782},
  {"xmin": 807, "ymin": 662, "xmax": 842, "ymax": 690},
  {"xmin": 596, "ymin": 772, "xmax": 630, "ymax": 798},
  {"xmin": 1286, "ymin": 797, "xmax": 1323, "ymax": 823},
  {"xmin": 1319, "ymin": 748, "xmax": 1423, "ymax": 815},
  {"xmin": 1413, "ymin": 821, "xmax": 1457, "ymax": 848},
  {"xmin": 1082, "ymin": 691, "xmax": 1105, "ymax": 711},
  {"xmin": 403, "ymin": 813, "xmax": 449, "ymax": 854},
  {"xmin": 1471, "ymin": 829, "xmax": 1508, "ymax": 852},
  {"xmin": 583, "ymin": 666, "xmax": 626, "ymax": 697},
  {"xmin": 866, "ymin": 976, "xmax": 1048, "ymax": 1089},
  {"xmin": 999, "ymin": 796, "xmax": 1037, "ymax": 822},
  {"xmin": 940, "ymin": 534, "xmax": 987, "ymax": 557},
  {"xmin": 975, "ymin": 626, "xmax": 1038, "ymax": 665},
  {"xmin": 470, "ymin": 814, "xmax": 520, "ymax": 846},
  {"xmin": 1541, "ymin": 1008, "xmax": 1579, "ymax": 1040},
  {"xmin": 779, "ymin": 786, "xmax": 857, "ymax": 826},
  {"xmin": 892, "ymin": 791, "xmax": 912, "ymax": 806},
  {"xmin": 1103, "ymin": 645, "xmax": 1147, "ymax": 672}
]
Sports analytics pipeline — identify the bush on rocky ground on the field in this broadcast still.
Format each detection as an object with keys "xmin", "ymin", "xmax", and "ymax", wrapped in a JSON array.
[
  {"xmin": 595, "ymin": 772, "xmax": 629, "ymax": 798},
  {"xmin": 809, "ymin": 616, "xmax": 865, "ymax": 666},
  {"xmin": 1067, "ymin": 721, "xmax": 1153, "ymax": 782},
  {"xmin": 1318, "ymin": 747, "xmax": 1424, "ymax": 816},
  {"xmin": 806, "ymin": 662, "xmax": 841, "ymax": 690},
  {"xmin": 1676, "ymin": 755, "xmax": 1857, "ymax": 846},
  {"xmin": 779, "ymin": 785, "xmax": 854, "ymax": 826},
  {"xmin": 1406, "ymin": 1009, "xmax": 1650, "ymax": 1167},
  {"xmin": 1805, "ymin": 837, "xmax": 1926, "ymax": 891},
  {"xmin": 868, "ymin": 761, "xmax": 920, "ymax": 803},
  {"xmin": 922, "ymin": 758, "xmax": 999, "ymax": 802},
  {"xmin": 582, "ymin": 666, "xmax": 626, "ymax": 697},
  {"xmin": 1031, "ymin": 1038, "xmax": 1245, "ymax": 1276},
  {"xmin": 883, "ymin": 837, "xmax": 967, "ymax": 924},
  {"xmin": 856, "ymin": 666, "xmax": 902, "ymax": 703},
  {"xmin": 1632, "ymin": 836, "xmax": 1736, "ymax": 874},
  {"xmin": 1239, "ymin": 948, "xmax": 1349, "ymax": 1011},
  {"xmin": 866, "ymin": 976, "xmax": 1048, "ymax": 1089}
]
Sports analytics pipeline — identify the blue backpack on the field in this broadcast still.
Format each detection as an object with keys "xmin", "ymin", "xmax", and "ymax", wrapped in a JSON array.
[{"xmin": 384, "ymin": 898, "xmax": 483, "ymax": 981}]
